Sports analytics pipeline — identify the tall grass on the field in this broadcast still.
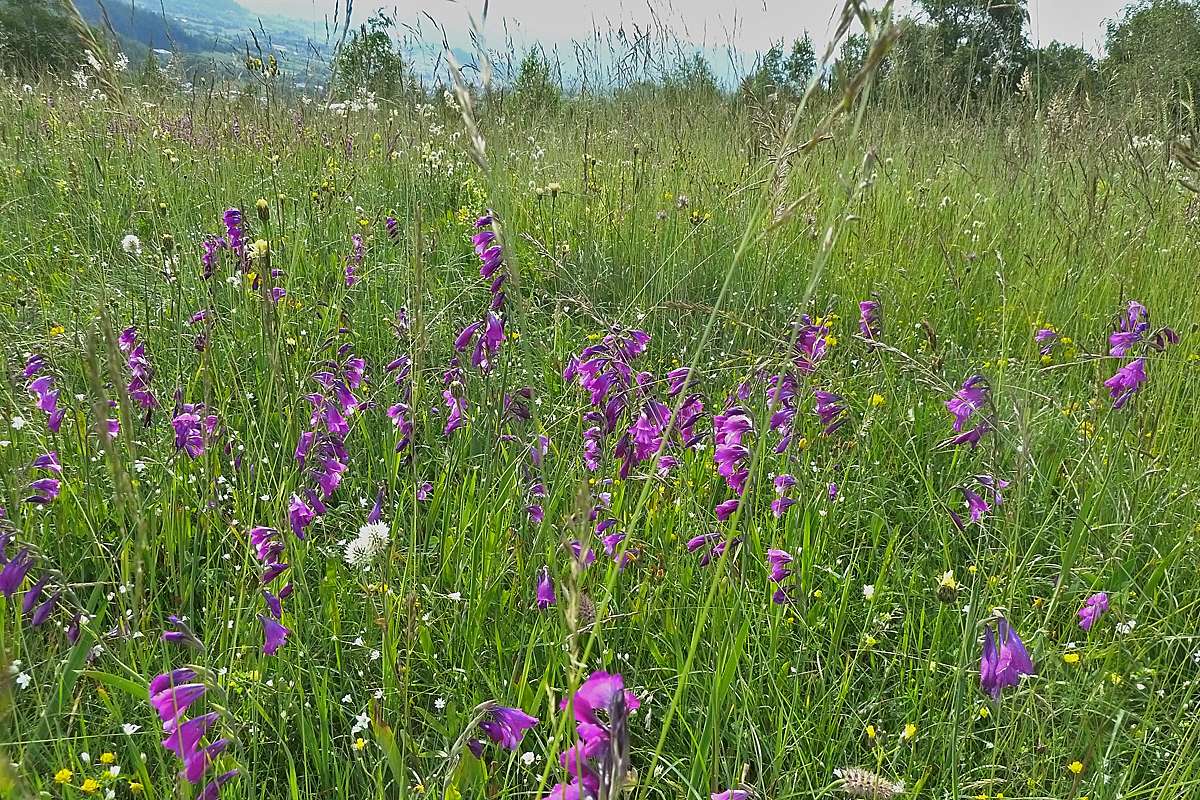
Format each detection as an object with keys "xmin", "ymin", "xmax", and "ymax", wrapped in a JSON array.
[{"xmin": 1, "ymin": 8, "xmax": 1200, "ymax": 800}]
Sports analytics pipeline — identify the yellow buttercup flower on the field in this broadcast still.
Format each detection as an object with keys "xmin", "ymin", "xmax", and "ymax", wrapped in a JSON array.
[
  {"xmin": 1068, "ymin": 761, "xmax": 1084, "ymax": 775},
  {"xmin": 54, "ymin": 768, "xmax": 73, "ymax": 784},
  {"xmin": 1063, "ymin": 652, "xmax": 1081, "ymax": 665},
  {"xmin": 354, "ymin": 737, "xmax": 366, "ymax": 751},
  {"xmin": 129, "ymin": 782, "xmax": 144, "ymax": 793},
  {"xmin": 81, "ymin": 778, "xmax": 100, "ymax": 793},
  {"xmin": 99, "ymin": 752, "xmax": 115, "ymax": 765},
  {"xmin": 49, "ymin": 324, "xmax": 65, "ymax": 336},
  {"xmin": 901, "ymin": 723, "xmax": 917, "ymax": 740}
]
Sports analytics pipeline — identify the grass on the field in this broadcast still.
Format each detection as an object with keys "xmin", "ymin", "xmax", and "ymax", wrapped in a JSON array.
[{"xmin": 2, "ymin": 20, "xmax": 1200, "ymax": 800}]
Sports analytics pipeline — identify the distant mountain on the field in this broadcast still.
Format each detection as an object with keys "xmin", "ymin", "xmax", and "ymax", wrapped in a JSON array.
[{"xmin": 80, "ymin": 0, "xmax": 330, "ymax": 71}]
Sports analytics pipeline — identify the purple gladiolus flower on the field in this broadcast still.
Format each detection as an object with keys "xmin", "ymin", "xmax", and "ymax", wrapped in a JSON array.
[
  {"xmin": 162, "ymin": 711, "xmax": 220, "ymax": 758},
  {"xmin": 222, "ymin": 208, "xmax": 244, "ymax": 256},
  {"xmin": 26, "ymin": 477, "xmax": 61, "ymax": 505},
  {"xmin": 386, "ymin": 216, "xmax": 400, "ymax": 241},
  {"xmin": 22, "ymin": 576, "xmax": 46, "ymax": 614},
  {"xmin": 32, "ymin": 452, "xmax": 61, "ymax": 474},
  {"xmin": 417, "ymin": 481, "xmax": 433, "ymax": 501},
  {"xmin": 30, "ymin": 590, "xmax": 60, "ymax": 626},
  {"xmin": 149, "ymin": 668, "xmax": 198, "ymax": 696},
  {"xmin": 770, "ymin": 496, "xmax": 795, "ymax": 517},
  {"xmin": 792, "ymin": 316, "xmax": 830, "ymax": 373},
  {"xmin": 536, "ymin": 566, "xmax": 556, "ymax": 609},
  {"xmin": 150, "ymin": 682, "xmax": 208, "ymax": 729},
  {"xmin": 345, "ymin": 233, "xmax": 364, "ymax": 286},
  {"xmin": 666, "ymin": 367, "xmax": 691, "ymax": 396},
  {"xmin": 443, "ymin": 386, "xmax": 466, "ymax": 435},
  {"xmin": 766, "ymin": 549, "xmax": 793, "ymax": 582},
  {"xmin": 713, "ymin": 791, "xmax": 750, "ymax": 800},
  {"xmin": 182, "ymin": 738, "xmax": 230, "ymax": 784},
  {"xmin": 567, "ymin": 540, "xmax": 596, "ymax": 567},
  {"xmin": 479, "ymin": 704, "xmax": 539, "ymax": 750},
  {"xmin": 0, "ymin": 548, "xmax": 34, "ymax": 596},
  {"xmin": 858, "ymin": 299, "xmax": 881, "ymax": 341},
  {"xmin": 119, "ymin": 327, "xmax": 158, "ymax": 411},
  {"xmin": 288, "ymin": 494, "xmax": 315, "ymax": 539},
  {"xmin": 813, "ymin": 390, "xmax": 847, "ymax": 436},
  {"xmin": 980, "ymin": 618, "xmax": 1035, "ymax": 699},
  {"xmin": 1035, "ymin": 328, "xmax": 1059, "ymax": 355},
  {"xmin": 201, "ymin": 235, "xmax": 224, "ymax": 279},
  {"xmin": 1108, "ymin": 300, "xmax": 1150, "ymax": 356},
  {"xmin": 715, "ymin": 498, "xmax": 740, "ymax": 521},
  {"xmin": 946, "ymin": 375, "xmax": 989, "ymax": 431},
  {"xmin": 172, "ymin": 406, "xmax": 217, "ymax": 458},
  {"xmin": 1078, "ymin": 592, "xmax": 1109, "ymax": 631},
  {"xmin": 259, "ymin": 614, "xmax": 290, "ymax": 655},
  {"xmin": 26, "ymin": 368, "xmax": 65, "ymax": 432},
  {"xmin": 161, "ymin": 615, "xmax": 204, "ymax": 650},
  {"xmin": 1104, "ymin": 357, "xmax": 1147, "ymax": 409},
  {"xmin": 197, "ymin": 769, "xmax": 239, "ymax": 800}
]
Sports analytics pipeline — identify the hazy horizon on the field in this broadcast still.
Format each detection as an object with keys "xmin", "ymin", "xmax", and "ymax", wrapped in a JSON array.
[{"xmin": 232, "ymin": 0, "xmax": 1132, "ymax": 55}]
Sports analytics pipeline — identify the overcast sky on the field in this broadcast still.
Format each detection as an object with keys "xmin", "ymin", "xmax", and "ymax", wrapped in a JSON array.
[{"xmin": 239, "ymin": 0, "xmax": 1133, "ymax": 55}]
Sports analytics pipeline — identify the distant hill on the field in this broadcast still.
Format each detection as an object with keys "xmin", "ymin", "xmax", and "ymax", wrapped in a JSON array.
[{"xmin": 79, "ymin": 0, "xmax": 330, "ymax": 74}]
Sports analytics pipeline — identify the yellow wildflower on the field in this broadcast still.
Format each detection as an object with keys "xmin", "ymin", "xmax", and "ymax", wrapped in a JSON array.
[
  {"xmin": 49, "ymin": 324, "xmax": 65, "ymax": 336},
  {"xmin": 54, "ymin": 769, "xmax": 73, "ymax": 784},
  {"xmin": 901, "ymin": 723, "xmax": 917, "ymax": 740},
  {"xmin": 99, "ymin": 752, "xmax": 115, "ymax": 765},
  {"xmin": 869, "ymin": 393, "xmax": 885, "ymax": 407},
  {"xmin": 1068, "ymin": 761, "xmax": 1084, "ymax": 775},
  {"xmin": 81, "ymin": 778, "xmax": 100, "ymax": 793},
  {"xmin": 1063, "ymin": 652, "xmax": 1081, "ymax": 665}
]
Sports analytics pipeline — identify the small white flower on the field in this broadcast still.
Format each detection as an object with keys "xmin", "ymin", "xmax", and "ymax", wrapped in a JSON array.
[
  {"xmin": 10, "ymin": 416, "xmax": 26, "ymax": 430},
  {"xmin": 434, "ymin": 697, "xmax": 446, "ymax": 711},
  {"xmin": 16, "ymin": 672, "xmax": 31, "ymax": 689},
  {"xmin": 520, "ymin": 751, "xmax": 537, "ymax": 765},
  {"xmin": 447, "ymin": 592, "xmax": 462, "ymax": 602},
  {"xmin": 109, "ymin": 765, "xmax": 121, "ymax": 777},
  {"xmin": 121, "ymin": 723, "xmax": 141, "ymax": 735},
  {"xmin": 862, "ymin": 585, "xmax": 876, "ymax": 601},
  {"xmin": 352, "ymin": 712, "xmax": 370, "ymax": 735},
  {"xmin": 80, "ymin": 751, "xmax": 91, "ymax": 763},
  {"xmin": 1117, "ymin": 619, "xmax": 1137, "ymax": 635},
  {"xmin": 120, "ymin": 234, "xmax": 142, "ymax": 256}
]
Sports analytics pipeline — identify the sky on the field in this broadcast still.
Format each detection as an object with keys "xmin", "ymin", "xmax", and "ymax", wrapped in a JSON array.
[{"xmin": 238, "ymin": 0, "xmax": 1133, "ymax": 56}]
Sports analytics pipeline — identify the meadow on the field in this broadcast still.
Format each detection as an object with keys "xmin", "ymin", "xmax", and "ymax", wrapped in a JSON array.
[{"xmin": 2, "ymin": 21, "xmax": 1200, "ymax": 800}]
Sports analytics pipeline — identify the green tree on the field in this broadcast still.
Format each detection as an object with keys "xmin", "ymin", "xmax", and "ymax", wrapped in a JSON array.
[
  {"xmin": 917, "ymin": 0, "xmax": 1031, "ymax": 100},
  {"xmin": 830, "ymin": 33, "xmax": 869, "ymax": 92},
  {"xmin": 1103, "ymin": 0, "xmax": 1200, "ymax": 116},
  {"xmin": 738, "ymin": 41, "xmax": 787, "ymax": 102},
  {"xmin": 1029, "ymin": 41, "xmax": 1098, "ymax": 99},
  {"xmin": 0, "ymin": 0, "xmax": 84, "ymax": 76},
  {"xmin": 783, "ymin": 33, "xmax": 817, "ymax": 95},
  {"xmin": 513, "ymin": 48, "xmax": 560, "ymax": 111},
  {"xmin": 332, "ymin": 11, "xmax": 413, "ymax": 100}
]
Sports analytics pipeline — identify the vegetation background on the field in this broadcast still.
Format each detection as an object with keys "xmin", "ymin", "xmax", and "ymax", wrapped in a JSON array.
[{"xmin": 2, "ymin": 2, "xmax": 1200, "ymax": 800}]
